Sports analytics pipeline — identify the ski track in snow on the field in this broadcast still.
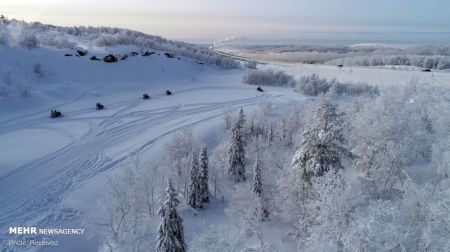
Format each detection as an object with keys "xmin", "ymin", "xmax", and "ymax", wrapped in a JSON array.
[{"xmin": 0, "ymin": 85, "xmax": 268, "ymax": 233}]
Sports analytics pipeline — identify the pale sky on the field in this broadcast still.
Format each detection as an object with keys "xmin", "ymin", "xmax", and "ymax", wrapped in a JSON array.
[{"xmin": 1, "ymin": 0, "xmax": 449, "ymax": 41}]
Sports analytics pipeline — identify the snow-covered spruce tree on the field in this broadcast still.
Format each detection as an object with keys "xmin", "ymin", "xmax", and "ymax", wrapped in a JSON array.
[
  {"xmin": 248, "ymin": 118, "xmax": 255, "ymax": 137},
  {"xmin": 267, "ymin": 122, "xmax": 274, "ymax": 144},
  {"xmin": 276, "ymin": 119, "xmax": 292, "ymax": 147},
  {"xmin": 199, "ymin": 145, "xmax": 210, "ymax": 204},
  {"xmin": 291, "ymin": 95, "xmax": 352, "ymax": 184},
  {"xmin": 238, "ymin": 107, "xmax": 246, "ymax": 138},
  {"xmin": 228, "ymin": 111, "xmax": 246, "ymax": 182},
  {"xmin": 237, "ymin": 108, "xmax": 251, "ymax": 142},
  {"xmin": 157, "ymin": 179, "xmax": 187, "ymax": 252},
  {"xmin": 187, "ymin": 151, "xmax": 202, "ymax": 209},
  {"xmin": 252, "ymin": 152, "xmax": 269, "ymax": 220}
]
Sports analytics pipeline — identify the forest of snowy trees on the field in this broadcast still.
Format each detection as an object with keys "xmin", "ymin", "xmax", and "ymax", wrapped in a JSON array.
[
  {"xmin": 243, "ymin": 69, "xmax": 379, "ymax": 97},
  {"xmin": 326, "ymin": 54, "xmax": 450, "ymax": 70},
  {"xmin": 2, "ymin": 10, "xmax": 450, "ymax": 252},
  {"xmin": 216, "ymin": 43, "xmax": 450, "ymax": 70},
  {"xmin": 87, "ymin": 77, "xmax": 450, "ymax": 251}
]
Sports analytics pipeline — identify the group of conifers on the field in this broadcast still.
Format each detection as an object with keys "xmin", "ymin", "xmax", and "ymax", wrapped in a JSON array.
[{"xmin": 50, "ymin": 90, "xmax": 174, "ymax": 118}]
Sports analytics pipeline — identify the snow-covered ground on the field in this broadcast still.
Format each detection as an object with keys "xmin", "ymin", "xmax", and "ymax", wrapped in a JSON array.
[
  {"xmin": 1, "ymin": 42, "xmax": 450, "ymax": 252},
  {"xmin": 0, "ymin": 45, "xmax": 291, "ymax": 251}
]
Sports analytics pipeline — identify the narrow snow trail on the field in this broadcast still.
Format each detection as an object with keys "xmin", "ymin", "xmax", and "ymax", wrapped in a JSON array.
[{"xmin": 0, "ymin": 85, "xmax": 267, "ymax": 232}]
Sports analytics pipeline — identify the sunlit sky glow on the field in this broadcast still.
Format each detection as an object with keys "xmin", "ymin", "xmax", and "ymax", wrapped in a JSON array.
[{"xmin": 1, "ymin": 0, "xmax": 449, "ymax": 41}]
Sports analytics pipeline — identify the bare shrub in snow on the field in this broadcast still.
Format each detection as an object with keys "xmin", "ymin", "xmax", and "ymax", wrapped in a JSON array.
[
  {"xmin": 242, "ymin": 69, "xmax": 296, "ymax": 87},
  {"xmin": 296, "ymin": 74, "xmax": 379, "ymax": 97},
  {"xmin": 33, "ymin": 63, "xmax": 44, "ymax": 80},
  {"xmin": 17, "ymin": 85, "xmax": 30, "ymax": 97},
  {"xmin": 208, "ymin": 139, "xmax": 230, "ymax": 199},
  {"xmin": 86, "ymin": 155, "xmax": 160, "ymax": 252},
  {"xmin": 0, "ymin": 84, "xmax": 10, "ymax": 98},
  {"xmin": 19, "ymin": 33, "xmax": 38, "ymax": 49},
  {"xmin": 295, "ymin": 73, "xmax": 331, "ymax": 96},
  {"xmin": 0, "ymin": 71, "xmax": 13, "ymax": 98},
  {"xmin": 0, "ymin": 29, "xmax": 8, "ymax": 46},
  {"xmin": 2, "ymin": 71, "xmax": 13, "ymax": 86},
  {"xmin": 327, "ymin": 54, "xmax": 450, "ymax": 70},
  {"xmin": 191, "ymin": 224, "xmax": 247, "ymax": 252},
  {"xmin": 226, "ymin": 184, "xmax": 272, "ymax": 251},
  {"xmin": 341, "ymin": 179, "xmax": 450, "ymax": 251},
  {"xmin": 329, "ymin": 81, "xmax": 379, "ymax": 97},
  {"xmin": 165, "ymin": 127, "xmax": 198, "ymax": 195},
  {"xmin": 243, "ymin": 70, "xmax": 379, "ymax": 97},
  {"xmin": 41, "ymin": 36, "xmax": 75, "ymax": 49},
  {"xmin": 347, "ymin": 82, "xmax": 438, "ymax": 198},
  {"xmin": 298, "ymin": 170, "xmax": 356, "ymax": 250},
  {"xmin": 244, "ymin": 61, "xmax": 257, "ymax": 69}
]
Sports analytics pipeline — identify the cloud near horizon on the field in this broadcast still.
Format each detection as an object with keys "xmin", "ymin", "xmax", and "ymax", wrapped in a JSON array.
[{"xmin": 1, "ymin": 0, "xmax": 449, "ymax": 41}]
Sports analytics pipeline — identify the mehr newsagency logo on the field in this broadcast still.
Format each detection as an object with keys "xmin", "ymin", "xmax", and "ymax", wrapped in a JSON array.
[
  {"xmin": 5, "ymin": 226, "xmax": 86, "ymax": 247},
  {"xmin": 9, "ymin": 226, "xmax": 85, "ymax": 235}
]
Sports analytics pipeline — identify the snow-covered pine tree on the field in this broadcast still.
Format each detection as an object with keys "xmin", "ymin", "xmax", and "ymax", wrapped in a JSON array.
[
  {"xmin": 291, "ymin": 95, "xmax": 353, "ymax": 184},
  {"xmin": 277, "ymin": 119, "xmax": 291, "ymax": 147},
  {"xmin": 228, "ymin": 114, "xmax": 246, "ymax": 182},
  {"xmin": 237, "ymin": 107, "xmax": 247, "ymax": 143},
  {"xmin": 156, "ymin": 179, "xmax": 187, "ymax": 252},
  {"xmin": 249, "ymin": 118, "xmax": 255, "ymax": 136},
  {"xmin": 252, "ymin": 152, "xmax": 269, "ymax": 220},
  {"xmin": 252, "ymin": 154, "xmax": 263, "ymax": 195},
  {"xmin": 238, "ymin": 107, "xmax": 246, "ymax": 129},
  {"xmin": 199, "ymin": 145, "xmax": 210, "ymax": 204},
  {"xmin": 187, "ymin": 151, "xmax": 202, "ymax": 209},
  {"xmin": 268, "ymin": 122, "xmax": 274, "ymax": 144}
]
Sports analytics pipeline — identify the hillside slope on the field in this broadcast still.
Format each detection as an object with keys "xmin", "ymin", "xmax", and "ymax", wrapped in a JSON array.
[
  {"xmin": 0, "ymin": 16, "xmax": 239, "ymax": 69},
  {"xmin": 0, "ymin": 43, "xmax": 272, "ymax": 252}
]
